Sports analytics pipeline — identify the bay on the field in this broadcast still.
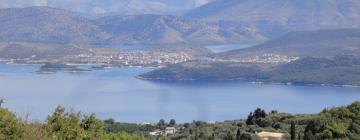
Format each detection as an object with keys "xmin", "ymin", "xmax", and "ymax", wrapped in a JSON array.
[{"xmin": 0, "ymin": 63, "xmax": 359, "ymax": 123}]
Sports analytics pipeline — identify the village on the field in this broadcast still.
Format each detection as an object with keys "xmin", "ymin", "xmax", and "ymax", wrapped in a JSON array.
[
  {"xmin": 146, "ymin": 120, "xmax": 286, "ymax": 140},
  {"xmin": 215, "ymin": 53, "xmax": 300, "ymax": 64},
  {"xmin": 6, "ymin": 49, "xmax": 194, "ymax": 67}
]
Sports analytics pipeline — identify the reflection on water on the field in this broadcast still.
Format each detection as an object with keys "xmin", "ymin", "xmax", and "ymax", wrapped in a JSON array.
[{"xmin": 0, "ymin": 63, "xmax": 360, "ymax": 123}]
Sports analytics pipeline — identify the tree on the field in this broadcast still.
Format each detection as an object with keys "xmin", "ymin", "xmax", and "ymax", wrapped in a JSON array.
[
  {"xmin": 224, "ymin": 131, "xmax": 233, "ymax": 140},
  {"xmin": 246, "ymin": 108, "xmax": 268, "ymax": 126},
  {"xmin": 240, "ymin": 133, "xmax": 252, "ymax": 140},
  {"xmin": 169, "ymin": 119, "xmax": 176, "ymax": 127},
  {"xmin": 270, "ymin": 110, "xmax": 278, "ymax": 114},
  {"xmin": 194, "ymin": 128, "xmax": 200, "ymax": 140},
  {"xmin": 0, "ymin": 99, "xmax": 4, "ymax": 107},
  {"xmin": 304, "ymin": 131, "xmax": 316, "ymax": 140},
  {"xmin": 253, "ymin": 108, "xmax": 267, "ymax": 118},
  {"xmin": 158, "ymin": 119, "xmax": 166, "ymax": 130},
  {"xmin": 81, "ymin": 114, "xmax": 105, "ymax": 139},
  {"xmin": 291, "ymin": 122, "xmax": 296, "ymax": 140},
  {"xmin": 236, "ymin": 128, "xmax": 241, "ymax": 140},
  {"xmin": 45, "ymin": 106, "xmax": 113, "ymax": 139},
  {"xmin": 0, "ymin": 107, "xmax": 23, "ymax": 139},
  {"xmin": 210, "ymin": 133, "xmax": 215, "ymax": 140},
  {"xmin": 45, "ymin": 106, "xmax": 85, "ymax": 139},
  {"xmin": 104, "ymin": 119, "xmax": 115, "ymax": 125},
  {"xmin": 246, "ymin": 112, "xmax": 254, "ymax": 125}
]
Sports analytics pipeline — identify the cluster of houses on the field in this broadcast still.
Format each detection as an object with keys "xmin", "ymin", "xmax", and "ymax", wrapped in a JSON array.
[
  {"xmin": 256, "ymin": 131, "xmax": 285, "ymax": 140},
  {"xmin": 150, "ymin": 128, "xmax": 285, "ymax": 140},
  {"xmin": 73, "ymin": 50, "xmax": 193, "ymax": 67},
  {"xmin": 214, "ymin": 53, "xmax": 299, "ymax": 64},
  {"xmin": 149, "ymin": 127, "xmax": 177, "ymax": 136}
]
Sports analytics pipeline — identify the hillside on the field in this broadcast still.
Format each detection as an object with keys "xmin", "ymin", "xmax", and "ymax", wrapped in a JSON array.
[
  {"xmin": 139, "ymin": 56, "xmax": 360, "ymax": 86},
  {"xmin": 139, "ymin": 29, "xmax": 360, "ymax": 85},
  {"xmin": 95, "ymin": 14, "xmax": 264, "ymax": 45},
  {"xmin": 215, "ymin": 28, "xmax": 360, "ymax": 60},
  {"xmin": 0, "ymin": 6, "xmax": 264, "ymax": 46},
  {"xmin": 0, "ymin": 42, "xmax": 90, "ymax": 59},
  {"xmin": 0, "ymin": 7, "xmax": 110, "ymax": 44},
  {"xmin": 1, "ymin": 1, "xmax": 360, "ymax": 46},
  {"xmin": 185, "ymin": 0, "xmax": 360, "ymax": 38}
]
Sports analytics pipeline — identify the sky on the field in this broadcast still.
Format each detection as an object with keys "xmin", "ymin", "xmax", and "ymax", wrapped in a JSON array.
[{"xmin": 0, "ymin": 0, "xmax": 213, "ymax": 16}]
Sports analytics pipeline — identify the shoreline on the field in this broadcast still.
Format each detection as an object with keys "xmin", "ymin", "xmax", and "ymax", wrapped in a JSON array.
[
  {"xmin": 136, "ymin": 76, "xmax": 360, "ymax": 88},
  {"xmin": 2, "ymin": 61, "xmax": 360, "ymax": 88}
]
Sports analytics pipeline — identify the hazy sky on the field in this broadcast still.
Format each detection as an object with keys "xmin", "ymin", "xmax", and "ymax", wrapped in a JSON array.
[{"xmin": 0, "ymin": 0, "xmax": 212, "ymax": 16}]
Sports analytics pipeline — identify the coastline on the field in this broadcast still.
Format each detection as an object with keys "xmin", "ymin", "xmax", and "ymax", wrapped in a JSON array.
[
  {"xmin": 3, "ymin": 61, "xmax": 360, "ymax": 88},
  {"xmin": 136, "ymin": 76, "xmax": 360, "ymax": 88}
]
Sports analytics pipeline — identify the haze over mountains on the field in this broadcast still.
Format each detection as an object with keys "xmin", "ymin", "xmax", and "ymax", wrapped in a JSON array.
[
  {"xmin": 0, "ymin": 0, "xmax": 360, "ymax": 45},
  {"xmin": 186, "ymin": 0, "xmax": 360, "ymax": 37},
  {"xmin": 0, "ymin": 0, "xmax": 360, "ymax": 46},
  {"xmin": 0, "ymin": 6, "xmax": 263, "ymax": 45},
  {"xmin": 215, "ymin": 28, "xmax": 360, "ymax": 60},
  {"xmin": 0, "ymin": 7, "xmax": 110, "ymax": 44},
  {"xmin": 95, "ymin": 14, "xmax": 263, "ymax": 45},
  {"xmin": 0, "ymin": 0, "xmax": 213, "ymax": 17}
]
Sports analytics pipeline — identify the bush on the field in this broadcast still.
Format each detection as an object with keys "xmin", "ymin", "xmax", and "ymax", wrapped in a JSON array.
[{"xmin": 0, "ymin": 108, "xmax": 23, "ymax": 139}]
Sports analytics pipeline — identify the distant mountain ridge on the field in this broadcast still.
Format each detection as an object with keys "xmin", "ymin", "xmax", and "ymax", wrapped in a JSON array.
[
  {"xmin": 95, "ymin": 14, "xmax": 264, "ymax": 45},
  {"xmin": 2, "ymin": 0, "xmax": 360, "ymax": 46},
  {"xmin": 185, "ymin": 0, "xmax": 360, "ymax": 38},
  {"xmin": 0, "ymin": 6, "xmax": 263, "ymax": 45},
  {"xmin": 0, "ymin": 6, "xmax": 110, "ymax": 44},
  {"xmin": 215, "ymin": 28, "xmax": 360, "ymax": 60},
  {"xmin": 0, "ymin": 0, "xmax": 212, "ymax": 17}
]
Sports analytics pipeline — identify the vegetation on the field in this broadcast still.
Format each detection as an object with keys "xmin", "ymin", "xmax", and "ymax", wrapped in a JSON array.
[
  {"xmin": 154, "ymin": 101, "xmax": 360, "ymax": 140},
  {"xmin": 0, "ymin": 104, "xmax": 145, "ymax": 140},
  {"xmin": 140, "ymin": 55, "xmax": 360, "ymax": 86},
  {"xmin": 36, "ymin": 63, "xmax": 91, "ymax": 74},
  {"xmin": 1, "ymin": 100, "xmax": 360, "ymax": 140}
]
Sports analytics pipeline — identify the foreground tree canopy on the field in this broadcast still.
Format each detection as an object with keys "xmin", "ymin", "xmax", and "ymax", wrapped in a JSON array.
[{"xmin": 0, "ymin": 100, "xmax": 359, "ymax": 140}]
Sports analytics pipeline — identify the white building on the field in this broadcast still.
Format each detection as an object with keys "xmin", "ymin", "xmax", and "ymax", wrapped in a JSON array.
[
  {"xmin": 165, "ymin": 127, "xmax": 176, "ymax": 135},
  {"xmin": 149, "ymin": 130, "xmax": 162, "ymax": 136}
]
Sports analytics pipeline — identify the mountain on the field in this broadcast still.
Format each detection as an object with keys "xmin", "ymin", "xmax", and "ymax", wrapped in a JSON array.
[
  {"xmin": 185, "ymin": 0, "xmax": 360, "ymax": 38},
  {"xmin": 0, "ymin": 0, "xmax": 213, "ymax": 17},
  {"xmin": 0, "ymin": 42, "xmax": 88, "ymax": 59},
  {"xmin": 0, "ymin": 6, "xmax": 110, "ymax": 44},
  {"xmin": 0, "ymin": 6, "xmax": 264, "ymax": 46},
  {"xmin": 215, "ymin": 28, "xmax": 360, "ymax": 60},
  {"xmin": 95, "ymin": 14, "xmax": 265, "ymax": 45}
]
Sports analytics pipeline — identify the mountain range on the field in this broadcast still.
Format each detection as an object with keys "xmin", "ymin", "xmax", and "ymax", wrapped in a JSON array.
[
  {"xmin": 185, "ymin": 0, "xmax": 360, "ymax": 38},
  {"xmin": 0, "ymin": 7, "xmax": 110, "ymax": 44},
  {"xmin": 0, "ymin": 6, "xmax": 264, "ymax": 45},
  {"xmin": 1, "ymin": 0, "xmax": 360, "ymax": 46},
  {"xmin": 0, "ymin": 0, "xmax": 214, "ymax": 17},
  {"xmin": 95, "ymin": 14, "xmax": 263, "ymax": 45},
  {"xmin": 214, "ymin": 28, "xmax": 360, "ymax": 60}
]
